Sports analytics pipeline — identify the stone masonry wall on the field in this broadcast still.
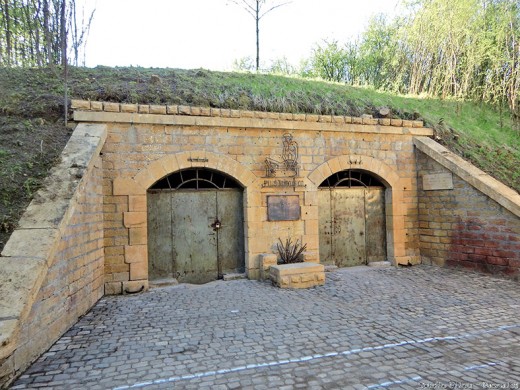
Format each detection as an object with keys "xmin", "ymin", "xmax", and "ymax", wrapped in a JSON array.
[
  {"xmin": 15, "ymin": 151, "xmax": 105, "ymax": 375},
  {"xmin": 0, "ymin": 124, "xmax": 106, "ymax": 388},
  {"xmin": 415, "ymin": 138, "xmax": 520, "ymax": 280},
  {"xmin": 71, "ymin": 101, "xmax": 433, "ymax": 291}
]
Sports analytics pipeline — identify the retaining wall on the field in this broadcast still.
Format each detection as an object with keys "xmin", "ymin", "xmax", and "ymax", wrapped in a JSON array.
[
  {"xmin": 0, "ymin": 124, "xmax": 107, "ymax": 388},
  {"xmin": 415, "ymin": 137, "xmax": 520, "ymax": 279}
]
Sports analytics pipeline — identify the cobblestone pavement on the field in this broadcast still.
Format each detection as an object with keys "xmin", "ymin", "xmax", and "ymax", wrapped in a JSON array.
[{"xmin": 11, "ymin": 265, "xmax": 520, "ymax": 389}]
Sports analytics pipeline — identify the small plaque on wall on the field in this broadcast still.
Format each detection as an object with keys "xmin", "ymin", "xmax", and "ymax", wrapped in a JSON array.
[
  {"xmin": 267, "ymin": 195, "xmax": 301, "ymax": 221},
  {"xmin": 423, "ymin": 173, "xmax": 454, "ymax": 190}
]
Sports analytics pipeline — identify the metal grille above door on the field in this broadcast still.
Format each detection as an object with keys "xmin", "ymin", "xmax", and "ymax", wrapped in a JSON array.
[
  {"xmin": 319, "ymin": 169, "xmax": 385, "ymax": 188},
  {"xmin": 150, "ymin": 168, "xmax": 242, "ymax": 190}
]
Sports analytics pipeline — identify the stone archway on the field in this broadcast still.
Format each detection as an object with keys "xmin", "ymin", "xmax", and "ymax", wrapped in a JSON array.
[
  {"xmin": 115, "ymin": 151, "xmax": 257, "ymax": 194},
  {"xmin": 308, "ymin": 155, "xmax": 407, "ymax": 265},
  {"xmin": 112, "ymin": 151, "xmax": 257, "ymax": 285}
]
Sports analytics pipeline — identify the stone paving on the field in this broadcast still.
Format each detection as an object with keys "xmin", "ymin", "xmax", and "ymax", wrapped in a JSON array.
[{"xmin": 11, "ymin": 265, "xmax": 520, "ymax": 389}]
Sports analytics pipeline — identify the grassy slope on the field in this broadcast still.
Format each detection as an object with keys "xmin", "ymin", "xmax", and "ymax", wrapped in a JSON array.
[{"xmin": 0, "ymin": 66, "xmax": 519, "ymax": 250}]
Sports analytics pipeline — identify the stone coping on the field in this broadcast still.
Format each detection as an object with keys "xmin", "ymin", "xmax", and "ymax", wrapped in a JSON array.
[
  {"xmin": 270, "ymin": 262, "xmax": 325, "ymax": 275},
  {"xmin": 0, "ymin": 123, "xmax": 107, "ymax": 360},
  {"xmin": 71, "ymin": 100, "xmax": 432, "ymax": 136},
  {"xmin": 414, "ymin": 136, "xmax": 520, "ymax": 218}
]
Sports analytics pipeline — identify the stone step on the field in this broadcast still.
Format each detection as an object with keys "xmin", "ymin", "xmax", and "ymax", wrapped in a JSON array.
[
  {"xmin": 324, "ymin": 265, "xmax": 338, "ymax": 272},
  {"xmin": 223, "ymin": 273, "xmax": 247, "ymax": 281},
  {"xmin": 149, "ymin": 278, "xmax": 179, "ymax": 288},
  {"xmin": 368, "ymin": 261, "xmax": 392, "ymax": 267}
]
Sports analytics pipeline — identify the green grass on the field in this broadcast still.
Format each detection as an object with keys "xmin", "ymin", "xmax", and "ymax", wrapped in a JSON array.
[
  {"xmin": 1, "ymin": 65, "xmax": 518, "ymax": 185},
  {"xmin": 0, "ymin": 66, "xmax": 518, "ymax": 250},
  {"xmin": 0, "ymin": 67, "xmax": 520, "ymax": 213}
]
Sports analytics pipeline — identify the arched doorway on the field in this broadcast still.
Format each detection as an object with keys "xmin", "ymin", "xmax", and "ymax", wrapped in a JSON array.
[
  {"xmin": 318, "ymin": 170, "xmax": 387, "ymax": 267},
  {"xmin": 147, "ymin": 168, "xmax": 245, "ymax": 284}
]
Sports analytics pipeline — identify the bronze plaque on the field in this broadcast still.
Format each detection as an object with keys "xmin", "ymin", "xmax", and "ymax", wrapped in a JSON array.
[{"xmin": 267, "ymin": 195, "xmax": 300, "ymax": 221}]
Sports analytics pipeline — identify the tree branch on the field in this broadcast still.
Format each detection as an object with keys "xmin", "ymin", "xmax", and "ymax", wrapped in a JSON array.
[
  {"xmin": 227, "ymin": 0, "xmax": 256, "ymax": 18},
  {"xmin": 259, "ymin": 1, "xmax": 291, "ymax": 20}
]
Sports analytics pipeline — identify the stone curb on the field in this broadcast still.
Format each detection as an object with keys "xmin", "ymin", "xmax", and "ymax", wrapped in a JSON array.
[{"xmin": 71, "ymin": 99, "xmax": 425, "ymax": 129}]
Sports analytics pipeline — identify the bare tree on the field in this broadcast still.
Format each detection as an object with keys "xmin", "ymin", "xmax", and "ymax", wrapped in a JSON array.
[
  {"xmin": 1, "ymin": 0, "xmax": 12, "ymax": 65},
  {"xmin": 228, "ymin": 0, "xmax": 291, "ymax": 72},
  {"xmin": 42, "ymin": 0, "xmax": 53, "ymax": 67},
  {"xmin": 0, "ymin": 0, "xmax": 94, "ymax": 67}
]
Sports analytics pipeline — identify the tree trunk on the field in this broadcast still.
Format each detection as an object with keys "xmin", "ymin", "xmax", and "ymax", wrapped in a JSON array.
[
  {"xmin": 34, "ymin": 0, "xmax": 44, "ymax": 66},
  {"xmin": 21, "ymin": 0, "xmax": 40, "ymax": 66},
  {"xmin": 43, "ymin": 0, "xmax": 54, "ymax": 67},
  {"xmin": 3, "ymin": 0, "xmax": 12, "ymax": 66},
  {"xmin": 70, "ymin": 0, "xmax": 78, "ymax": 65},
  {"xmin": 61, "ymin": 0, "xmax": 68, "ymax": 125},
  {"xmin": 255, "ymin": 0, "xmax": 259, "ymax": 72},
  {"xmin": 60, "ymin": 0, "xmax": 66, "ymax": 66}
]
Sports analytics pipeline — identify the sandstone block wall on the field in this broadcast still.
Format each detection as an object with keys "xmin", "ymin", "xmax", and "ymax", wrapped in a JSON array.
[
  {"xmin": 0, "ymin": 124, "xmax": 106, "ymax": 388},
  {"xmin": 70, "ymin": 102, "xmax": 431, "ymax": 289},
  {"xmin": 415, "ymin": 137, "xmax": 520, "ymax": 280}
]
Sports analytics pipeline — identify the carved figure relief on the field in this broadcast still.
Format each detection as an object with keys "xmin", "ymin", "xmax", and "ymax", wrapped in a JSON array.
[{"xmin": 265, "ymin": 134, "xmax": 299, "ymax": 178}]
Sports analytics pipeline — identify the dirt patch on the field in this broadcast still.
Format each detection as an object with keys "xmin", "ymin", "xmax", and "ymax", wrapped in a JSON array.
[{"xmin": 0, "ymin": 116, "xmax": 70, "ymax": 251}]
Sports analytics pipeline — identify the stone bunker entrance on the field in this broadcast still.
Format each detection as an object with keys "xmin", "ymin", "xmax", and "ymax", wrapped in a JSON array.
[
  {"xmin": 4, "ymin": 100, "xmax": 520, "ymax": 390},
  {"xmin": 318, "ymin": 169, "xmax": 387, "ymax": 267},
  {"xmin": 70, "ymin": 101, "xmax": 444, "ymax": 293},
  {"xmin": 147, "ymin": 168, "xmax": 245, "ymax": 284}
]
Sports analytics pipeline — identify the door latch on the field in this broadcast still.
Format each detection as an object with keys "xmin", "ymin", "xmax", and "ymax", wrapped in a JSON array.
[{"xmin": 211, "ymin": 218, "xmax": 222, "ymax": 231}]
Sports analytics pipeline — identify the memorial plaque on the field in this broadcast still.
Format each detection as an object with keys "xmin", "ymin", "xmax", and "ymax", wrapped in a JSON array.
[
  {"xmin": 267, "ymin": 195, "xmax": 301, "ymax": 221},
  {"xmin": 423, "ymin": 173, "xmax": 454, "ymax": 190}
]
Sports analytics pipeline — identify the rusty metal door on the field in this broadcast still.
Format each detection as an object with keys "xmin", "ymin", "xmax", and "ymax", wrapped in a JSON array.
[
  {"xmin": 333, "ymin": 189, "xmax": 367, "ymax": 266},
  {"xmin": 319, "ymin": 188, "xmax": 386, "ymax": 267},
  {"xmin": 365, "ymin": 189, "xmax": 386, "ymax": 262},
  {"xmin": 148, "ymin": 189, "xmax": 244, "ymax": 284},
  {"xmin": 148, "ymin": 191, "xmax": 173, "ymax": 279},
  {"xmin": 171, "ymin": 191, "xmax": 218, "ymax": 284},
  {"xmin": 318, "ymin": 190, "xmax": 334, "ymax": 264},
  {"xmin": 215, "ymin": 190, "xmax": 244, "ymax": 276}
]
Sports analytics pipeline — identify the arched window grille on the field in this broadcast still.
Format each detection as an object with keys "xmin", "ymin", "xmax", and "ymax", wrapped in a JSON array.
[
  {"xmin": 318, "ymin": 169, "xmax": 385, "ymax": 189},
  {"xmin": 149, "ymin": 168, "xmax": 242, "ymax": 190}
]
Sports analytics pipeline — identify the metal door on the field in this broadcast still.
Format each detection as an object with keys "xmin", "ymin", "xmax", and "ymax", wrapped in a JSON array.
[
  {"xmin": 318, "ymin": 190, "xmax": 334, "ymax": 265},
  {"xmin": 365, "ymin": 189, "xmax": 386, "ymax": 262},
  {"xmin": 216, "ymin": 191, "xmax": 244, "ymax": 276},
  {"xmin": 148, "ymin": 189, "xmax": 244, "ymax": 284},
  {"xmin": 319, "ymin": 188, "xmax": 386, "ymax": 267},
  {"xmin": 171, "ymin": 191, "xmax": 218, "ymax": 284},
  {"xmin": 148, "ymin": 191, "xmax": 173, "ymax": 279}
]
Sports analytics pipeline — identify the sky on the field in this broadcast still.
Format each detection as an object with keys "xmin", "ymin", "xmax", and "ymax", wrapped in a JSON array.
[{"xmin": 81, "ymin": 0, "xmax": 401, "ymax": 71}]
